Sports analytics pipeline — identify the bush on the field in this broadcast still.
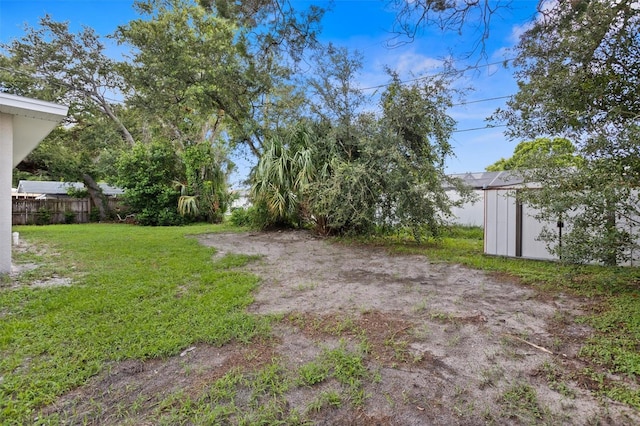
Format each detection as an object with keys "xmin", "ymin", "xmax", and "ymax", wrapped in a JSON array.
[
  {"xmin": 64, "ymin": 211, "xmax": 76, "ymax": 224},
  {"xmin": 34, "ymin": 207, "xmax": 52, "ymax": 225},
  {"xmin": 229, "ymin": 208, "xmax": 252, "ymax": 227},
  {"xmin": 89, "ymin": 208, "xmax": 100, "ymax": 223},
  {"xmin": 115, "ymin": 141, "xmax": 186, "ymax": 226}
]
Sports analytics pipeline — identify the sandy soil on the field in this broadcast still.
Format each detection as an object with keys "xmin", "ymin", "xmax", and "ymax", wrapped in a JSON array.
[{"xmin": 40, "ymin": 230, "xmax": 640, "ymax": 425}]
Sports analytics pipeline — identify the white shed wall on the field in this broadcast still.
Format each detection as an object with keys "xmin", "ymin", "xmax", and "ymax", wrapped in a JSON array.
[
  {"xmin": 521, "ymin": 203, "xmax": 556, "ymax": 260},
  {"xmin": 484, "ymin": 189, "xmax": 517, "ymax": 257},
  {"xmin": 448, "ymin": 190, "xmax": 484, "ymax": 227}
]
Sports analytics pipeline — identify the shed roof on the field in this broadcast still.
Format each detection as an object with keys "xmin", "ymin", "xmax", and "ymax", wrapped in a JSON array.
[
  {"xmin": 449, "ymin": 171, "xmax": 525, "ymax": 190},
  {"xmin": 17, "ymin": 180, "xmax": 125, "ymax": 196}
]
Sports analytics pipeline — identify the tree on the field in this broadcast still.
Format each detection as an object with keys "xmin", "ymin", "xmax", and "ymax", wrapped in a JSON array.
[
  {"xmin": 117, "ymin": 0, "xmax": 323, "ymax": 157},
  {"xmin": 176, "ymin": 141, "xmax": 234, "ymax": 223},
  {"xmin": 1, "ymin": 16, "xmax": 135, "ymax": 219},
  {"xmin": 116, "ymin": 0, "xmax": 247, "ymax": 149},
  {"xmin": 0, "ymin": 15, "xmax": 134, "ymax": 145},
  {"xmin": 250, "ymin": 46, "xmax": 473, "ymax": 241},
  {"xmin": 485, "ymin": 137, "xmax": 582, "ymax": 171},
  {"xmin": 250, "ymin": 124, "xmax": 315, "ymax": 228},
  {"xmin": 493, "ymin": 0, "xmax": 640, "ymax": 265}
]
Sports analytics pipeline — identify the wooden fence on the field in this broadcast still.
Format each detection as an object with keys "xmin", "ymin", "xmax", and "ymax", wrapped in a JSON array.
[{"xmin": 11, "ymin": 198, "xmax": 123, "ymax": 225}]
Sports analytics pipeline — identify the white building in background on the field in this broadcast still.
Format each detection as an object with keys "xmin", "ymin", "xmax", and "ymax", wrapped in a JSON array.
[
  {"xmin": 1, "ymin": 93, "xmax": 68, "ymax": 274},
  {"xmin": 446, "ymin": 171, "xmax": 525, "ymax": 229}
]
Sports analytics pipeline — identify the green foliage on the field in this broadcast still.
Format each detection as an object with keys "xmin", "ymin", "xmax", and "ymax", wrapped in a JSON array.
[
  {"xmin": 500, "ymin": 382, "xmax": 544, "ymax": 422},
  {"xmin": 65, "ymin": 186, "xmax": 89, "ymax": 199},
  {"xmin": 308, "ymin": 71, "xmax": 472, "ymax": 241},
  {"xmin": 228, "ymin": 208, "xmax": 252, "ymax": 227},
  {"xmin": 176, "ymin": 143, "xmax": 233, "ymax": 224},
  {"xmin": 34, "ymin": 207, "xmax": 52, "ymax": 226},
  {"xmin": 115, "ymin": 141, "xmax": 187, "ymax": 226},
  {"xmin": 298, "ymin": 361, "xmax": 330, "ymax": 386},
  {"xmin": 250, "ymin": 124, "xmax": 315, "ymax": 228},
  {"xmin": 486, "ymin": 137, "xmax": 582, "ymax": 172},
  {"xmin": 250, "ymin": 50, "xmax": 472, "ymax": 241},
  {"xmin": 63, "ymin": 211, "xmax": 76, "ymax": 224}
]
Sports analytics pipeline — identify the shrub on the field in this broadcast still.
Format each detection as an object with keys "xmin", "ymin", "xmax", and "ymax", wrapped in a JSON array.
[
  {"xmin": 64, "ymin": 211, "xmax": 76, "ymax": 224},
  {"xmin": 34, "ymin": 207, "xmax": 52, "ymax": 225},
  {"xmin": 229, "ymin": 208, "xmax": 252, "ymax": 227}
]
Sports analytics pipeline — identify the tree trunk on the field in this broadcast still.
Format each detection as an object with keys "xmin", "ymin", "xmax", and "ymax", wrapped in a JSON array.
[{"xmin": 83, "ymin": 173, "xmax": 108, "ymax": 221}]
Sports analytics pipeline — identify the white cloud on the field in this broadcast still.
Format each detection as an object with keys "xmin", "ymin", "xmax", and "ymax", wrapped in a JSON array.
[
  {"xmin": 509, "ymin": 22, "xmax": 532, "ymax": 45},
  {"xmin": 391, "ymin": 51, "xmax": 444, "ymax": 76}
]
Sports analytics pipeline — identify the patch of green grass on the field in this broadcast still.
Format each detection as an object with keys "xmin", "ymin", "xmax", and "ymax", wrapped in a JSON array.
[
  {"xmin": 539, "ymin": 361, "xmax": 576, "ymax": 399},
  {"xmin": 306, "ymin": 389, "xmax": 342, "ymax": 413},
  {"xmin": 250, "ymin": 359, "xmax": 290, "ymax": 401},
  {"xmin": 321, "ymin": 341, "xmax": 371, "ymax": 407},
  {"xmin": 298, "ymin": 361, "xmax": 330, "ymax": 386},
  {"xmin": 499, "ymin": 382, "xmax": 544, "ymax": 422},
  {"xmin": 1, "ymin": 224, "xmax": 268, "ymax": 424}
]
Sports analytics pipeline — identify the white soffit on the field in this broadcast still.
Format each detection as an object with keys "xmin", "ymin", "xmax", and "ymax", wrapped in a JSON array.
[{"xmin": 0, "ymin": 92, "xmax": 69, "ymax": 167}]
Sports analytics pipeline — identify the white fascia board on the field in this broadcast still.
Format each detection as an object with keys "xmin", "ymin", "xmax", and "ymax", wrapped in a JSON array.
[
  {"xmin": 0, "ymin": 92, "xmax": 69, "ymax": 121},
  {"xmin": 0, "ymin": 93, "xmax": 69, "ymax": 167}
]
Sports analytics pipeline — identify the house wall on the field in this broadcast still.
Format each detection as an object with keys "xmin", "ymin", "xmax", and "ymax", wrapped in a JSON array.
[{"xmin": 0, "ymin": 113, "xmax": 13, "ymax": 273}]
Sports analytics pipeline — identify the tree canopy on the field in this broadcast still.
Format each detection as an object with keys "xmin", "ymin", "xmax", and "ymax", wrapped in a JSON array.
[{"xmin": 485, "ymin": 137, "xmax": 582, "ymax": 172}]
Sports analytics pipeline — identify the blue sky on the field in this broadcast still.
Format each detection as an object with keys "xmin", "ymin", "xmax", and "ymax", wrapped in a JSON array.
[{"xmin": 1, "ymin": 0, "xmax": 540, "ymax": 185}]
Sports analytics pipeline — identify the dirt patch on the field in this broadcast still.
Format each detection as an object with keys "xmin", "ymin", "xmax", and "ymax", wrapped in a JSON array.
[{"xmin": 43, "ymin": 230, "xmax": 640, "ymax": 425}]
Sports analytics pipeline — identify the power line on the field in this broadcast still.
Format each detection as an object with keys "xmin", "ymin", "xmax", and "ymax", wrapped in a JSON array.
[
  {"xmin": 452, "ymin": 95, "xmax": 511, "ymax": 107},
  {"xmin": 453, "ymin": 124, "xmax": 507, "ymax": 133}
]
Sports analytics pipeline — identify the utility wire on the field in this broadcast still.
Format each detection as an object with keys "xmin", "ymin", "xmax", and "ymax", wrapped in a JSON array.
[
  {"xmin": 452, "ymin": 95, "xmax": 511, "ymax": 107},
  {"xmin": 453, "ymin": 124, "xmax": 507, "ymax": 133}
]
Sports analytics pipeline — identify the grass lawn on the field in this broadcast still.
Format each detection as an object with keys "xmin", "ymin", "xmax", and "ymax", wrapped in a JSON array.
[
  {"xmin": 1, "ymin": 223, "xmax": 268, "ymax": 423},
  {"xmin": 1, "ymin": 223, "xmax": 639, "ymax": 424}
]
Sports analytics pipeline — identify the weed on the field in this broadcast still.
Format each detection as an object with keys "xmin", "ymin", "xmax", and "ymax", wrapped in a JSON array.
[
  {"xmin": 540, "ymin": 361, "xmax": 576, "ymax": 399},
  {"xmin": 384, "ymin": 336, "xmax": 411, "ymax": 362},
  {"xmin": 295, "ymin": 281, "xmax": 318, "ymax": 291},
  {"xmin": 500, "ymin": 382, "xmax": 544, "ymax": 422},
  {"xmin": 207, "ymin": 368, "xmax": 244, "ymax": 403},
  {"xmin": 411, "ymin": 324, "xmax": 430, "ymax": 339},
  {"xmin": 412, "ymin": 297, "xmax": 429, "ymax": 313},
  {"xmin": 429, "ymin": 310, "xmax": 454, "ymax": 322},
  {"xmin": 298, "ymin": 361, "xmax": 329, "ymax": 386},
  {"xmin": 306, "ymin": 390, "xmax": 342, "ymax": 413},
  {"xmin": 331, "ymin": 316, "xmax": 357, "ymax": 334},
  {"xmin": 323, "ymin": 343, "xmax": 368, "ymax": 386},
  {"xmin": 479, "ymin": 365, "xmax": 504, "ymax": 389},
  {"xmin": 446, "ymin": 334, "xmax": 461, "ymax": 347},
  {"xmin": 251, "ymin": 360, "xmax": 290, "ymax": 400}
]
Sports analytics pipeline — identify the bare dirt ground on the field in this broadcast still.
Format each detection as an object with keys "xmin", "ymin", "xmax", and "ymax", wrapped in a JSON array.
[{"xmin": 40, "ymin": 230, "xmax": 640, "ymax": 425}]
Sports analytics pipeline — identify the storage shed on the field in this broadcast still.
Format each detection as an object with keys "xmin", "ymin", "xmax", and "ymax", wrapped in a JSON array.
[
  {"xmin": 447, "ymin": 171, "xmax": 525, "ymax": 228},
  {"xmin": 1, "ymin": 93, "xmax": 68, "ymax": 273},
  {"xmin": 482, "ymin": 172, "xmax": 558, "ymax": 261}
]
